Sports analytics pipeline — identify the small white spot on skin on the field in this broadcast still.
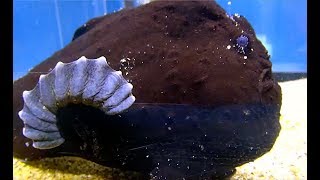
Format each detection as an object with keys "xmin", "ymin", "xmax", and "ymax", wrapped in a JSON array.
[
  {"xmin": 227, "ymin": 45, "xmax": 231, "ymax": 49},
  {"xmin": 243, "ymin": 109, "xmax": 250, "ymax": 115},
  {"xmin": 244, "ymin": 56, "xmax": 248, "ymax": 59},
  {"xmin": 25, "ymin": 142, "xmax": 30, "ymax": 147}
]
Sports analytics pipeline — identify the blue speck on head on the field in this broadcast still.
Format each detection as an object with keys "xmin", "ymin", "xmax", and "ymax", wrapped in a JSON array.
[
  {"xmin": 236, "ymin": 35, "xmax": 249, "ymax": 48},
  {"xmin": 236, "ymin": 35, "xmax": 249, "ymax": 54}
]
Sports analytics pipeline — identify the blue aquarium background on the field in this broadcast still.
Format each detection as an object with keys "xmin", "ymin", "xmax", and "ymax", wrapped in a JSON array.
[{"xmin": 13, "ymin": 0, "xmax": 307, "ymax": 80}]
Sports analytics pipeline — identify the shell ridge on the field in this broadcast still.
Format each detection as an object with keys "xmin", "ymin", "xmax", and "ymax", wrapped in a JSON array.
[
  {"xmin": 103, "ymin": 83, "xmax": 133, "ymax": 109},
  {"xmin": 92, "ymin": 59, "xmax": 114, "ymax": 99},
  {"xmin": 102, "ymin": 89, "xmax": 131, "ymax": 110},
  {"xmin": 54, "ymin": 62, "xmax": 76, "ymax": 102},
  {"xmin": 81, "ymin": 60, "xmax": 96, "ymax": 100},
  {"xmin": 93, "ymin": 71, "xmax": 123, "ymax": 102},
  {"xmin": 23, "ymin": 126, "xmax": 62, "ymax": 141},
  {"xmin": 19, "ymin": 106, "xmax": 58, "ymax": 132},
  {"xmin": 54, "ymin": 62, "xmax": 67, "ymax": 101},
  {"xmin": 21, "ymin": 104, "xmax": 57, "ymax": 124},
  {"xmin": 106, "ymin": 95, "xmax": 136, "ymax": 115},
  {"xmin": 39, "ymin": 72, "xmax": 58, "ymax": 113},
  {"xmin": 82, "ymin": 58, "xmax": 110, "ymax": 99},
  {"xmin": 32, "ymin": 138, "xmax": 65, "ymax": 149},
  {"xmin": 69, "ymin": 57, "xmax": 89, "ymax": 97},
  {"xmin": 65, "ymin": 63, "xmax": 76, "ymax": 97},
  {"xmin": 23, "ymin": 86, "xmax": 56, "ymax": 123}
]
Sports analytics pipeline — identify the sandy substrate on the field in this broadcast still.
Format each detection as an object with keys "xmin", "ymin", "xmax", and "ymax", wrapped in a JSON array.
[
  {"xmin": 13, "ymin": 78, "xmax": 307, "ymax": 179},
  {"xmin": 231, "ymin": 78, "xmax": 307, "ymax": 180}
]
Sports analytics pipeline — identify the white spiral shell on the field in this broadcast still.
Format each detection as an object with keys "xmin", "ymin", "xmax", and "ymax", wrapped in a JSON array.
[{"xmin": 18, "ymin": 56, "xmax": 136, "ymax": 149}]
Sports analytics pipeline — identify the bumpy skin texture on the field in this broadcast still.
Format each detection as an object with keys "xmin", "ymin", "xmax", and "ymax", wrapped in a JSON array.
[{"xmin": 13, "ymin": 0, "xmax": 281, "ymax": 178}]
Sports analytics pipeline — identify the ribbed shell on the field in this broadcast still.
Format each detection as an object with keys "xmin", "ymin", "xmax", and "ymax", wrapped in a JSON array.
[{"xmin": 18, "ymin": 56, "xmax": 136, "ymax": 149}]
